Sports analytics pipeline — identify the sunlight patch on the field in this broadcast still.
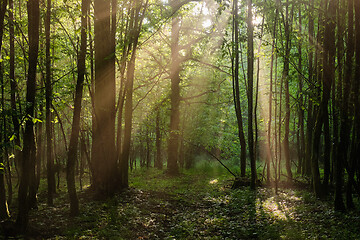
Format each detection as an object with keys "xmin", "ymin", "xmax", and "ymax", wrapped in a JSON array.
[
  {"xmin": 209, "ymin": 179, "xmax": 218, "ymax": 184},
  {"xmin": 261, "ymin": 197, "xmax": 288, "ymax": 221}
]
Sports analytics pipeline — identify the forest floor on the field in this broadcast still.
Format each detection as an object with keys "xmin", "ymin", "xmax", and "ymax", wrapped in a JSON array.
[{"xmin": 4, "ymin": 161, "xmax": 360, "ymax": 239}]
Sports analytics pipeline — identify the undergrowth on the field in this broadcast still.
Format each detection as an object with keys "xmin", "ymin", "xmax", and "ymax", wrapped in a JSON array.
[{"xmin": 4, "ymin": 160, "xmax": 360, "ymax": 239}]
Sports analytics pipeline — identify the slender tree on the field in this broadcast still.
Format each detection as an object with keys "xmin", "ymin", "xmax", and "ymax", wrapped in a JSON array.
[
  {"xmin": 246, "ymin": 0, "xmax": 256, "ymax": 189},
  {"xmin": 66, "ymin": 0, "xmax": 89, "ymax": 216},
  {"xmin": 0, "ymin": 0, "xmax": 9, "ymax": 221},
  {"xmin": 232, "ymin": 0, "xmax": 247, "ymax": 178},
  {"xmin": 282, "ymin": 0, "xmax": 293, "ymax": 181},
  {"xmin": 16, "ymin": 0, "xmax": 40, "ymax": 231},
  {"xmin": 335, "ymin": 0, "xmax": 353, "ymax": 211},
  {"xmin": 45, "ymin": 0, "xmax": 56, "ymax": 206}
]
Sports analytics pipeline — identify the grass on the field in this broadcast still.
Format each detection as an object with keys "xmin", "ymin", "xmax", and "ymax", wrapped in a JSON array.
[{"xmin": 4, "ymin": 160, "xmax": 360, "ymax": 239}]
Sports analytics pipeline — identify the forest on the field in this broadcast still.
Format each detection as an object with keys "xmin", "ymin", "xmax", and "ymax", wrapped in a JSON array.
[{"xmin": 0, "ymin": 0, "xmax": 359, "ymax": 238}]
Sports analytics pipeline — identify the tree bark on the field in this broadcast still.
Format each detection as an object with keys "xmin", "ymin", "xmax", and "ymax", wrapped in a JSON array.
[
  {"xmin": 45, "ymin": 0, "xmax": 55, "ymax": 205},
  {"xmin": 66, "ymin": 0, "xmax": 89, "ymax": 216},
  {"xmin": 155, "ymin": 109, "xmax": 162, "ymax": 169},
  {"xmin": 335, "ymin": 0, "xmax": 353, "ymax": 211},
  {"xmin": 247, "ymin": 0, "xmax": 256, "ymax": 189},
  {"xmin": 16, "ymin": 0, "xmax": 40, "ymax": 231},
  {"xmin": 92, "ymin": 0, "xmax": 117, "ymax": 195},
  {"xmin": 167, "ymin": 0, "xmax": 182, "ymax": 176},
  {"xmin": 283, "ymin": 0, "xmax": 293, "ymax": 181},
  {"xmin": 0, "ymin": 0, "xmax": 9, "ymax": 219}
]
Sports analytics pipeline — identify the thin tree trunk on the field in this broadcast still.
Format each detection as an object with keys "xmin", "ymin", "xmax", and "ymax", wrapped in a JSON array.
[
  {"xmin": 16, "ymin": 0, "xmax": 40, "ymax": 231},
  {"xmin": 247, "ymin": 0, "xmax": 256, "ymax": 189},
  {"xmin": 0, "ymin": 0, "xmax": 9, "ymax": 221},
  {"xmin": 155, "ymin": 108, "xmax": 162, "ymax": 169},
  {"xmin": 335, "ymin": 0, "xmax": 353, "ymax": 211},
  {"xmin": 283, "ymin": 0, "xmax": 293, "ymax": 181},
  {"xmin": 297, "ymin": 6, "xmax": 305, "ymax": 175},
  {"xmin": 346, "ymin": 0, "xmax": 360, "ymax": 209},
  {"xmin": 232, "ymin": 0, "xmax": 247, "ymax": 177},
  {"xmin": 66, "ymin": 0, "xmax": 89, "ymax": 216},
  {"xmin": 304, "ymin": 0, "xmax": 315, "ymax": 177},
  {"xmin": 45, "ymin": 0, "xmax": 55, "ymax": 205}
]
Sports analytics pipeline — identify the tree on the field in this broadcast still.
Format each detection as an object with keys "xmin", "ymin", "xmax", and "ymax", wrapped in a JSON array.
[
  {"xmin": 247, "ymin": 0, "xmax": 256, "ymax": 189},
  {"xmin": 120, "ymin": 0, "xmax": 148, "ymax": 187},
  {"xmin": 45, "ymin": 0, "xmax": 56, "ymax": 206},
  {"xmin": 232, "ymin": 0, "xmax": 247, "ymax": 178},
  {"xmin": 16, "ymin": 0, "xmax": 40, "ymax": 231},
  {"xmin": 167, "ymin": 0, "xmax": 182, "ymax": 175},
  {"xmin": 0, "ymin": 0, "xmax": 9, "ymax": 221},
  {"xmin": 282, "ymin": 0, "xmax": 293, "ymax": 181},
  {"xmin": 92, "ymin": 0, "xmax": 117, "ymax": 195},
  {"xmin": 66, "ymin": 0, "xmax": 89, "ymax": 216},
  {"xmin": 335, "ymin": 0, "xmax": 353, "ymax": 211}
]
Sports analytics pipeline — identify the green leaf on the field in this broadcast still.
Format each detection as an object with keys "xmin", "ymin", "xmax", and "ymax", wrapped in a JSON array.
[
  {"xmin": 0, "ymin": 163, "xmax": 4, "ymax": 174},
  {"xmin": 9, "ymin": 134, "xmax": 16, "ymax": 142},
  {"xmin": 32, "ymin": 118, "xmax": 43, "ymax": 124}
]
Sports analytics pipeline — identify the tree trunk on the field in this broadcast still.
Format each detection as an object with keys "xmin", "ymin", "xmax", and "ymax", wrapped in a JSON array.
[
  {"xmin": 45, "ymin": 0, "xmax": 55, "ymax": 205},
  {"xmin": 321, "ymin": 0, "xmax": 336, "ymax": 194},
  {"xmin": 66, "ymin": 0, "xmax": 89, "ymax": 216},
  {"xmin": 121, "ymin": 4, "xmax": 141, "ymax": 186},
  {"xmin": 283, "ymin": 0, "xmax": 293, "ymax": 181},
  {"xmin": 232, "ymin": 0, "xmax": 247, "ymax": 178},
  {"xmin": 304, "ymin": 0, "xmax": 315, "ymax": 177},
  {"xmin": 347, "ymin": 0, "xmax": 360, "ymax": 209},
  {"xmin": 155, "ymin": 109, "xmax": 162, "ymax": 169},
  {"xmin": 16, "ymin": 0, "xmax": 40, "ymax": 231},
  {"xmin": 335, "ymin": 0, "xmax": 353, "ymax": 211},
  {"xmin": 297, "ymin": 6, "xmax": 305, "ymax": 175},
  {"xmin": 92, "ymin": 0, "xmax": 117, "ymax": 195},
  {"xmin": 353, "ymin": 0, "xmax": 360, "ymax": 205},
  {"xmin": 0, "ymin": 0, "xmax": 9, "ymax": 221},
  {"xmin": 247, "ymin": 0, "xmax": 256, "ymax": 189},
  {"xmin": 167, "ymin": 0, "xmax": 182, "ymax": 176}
]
